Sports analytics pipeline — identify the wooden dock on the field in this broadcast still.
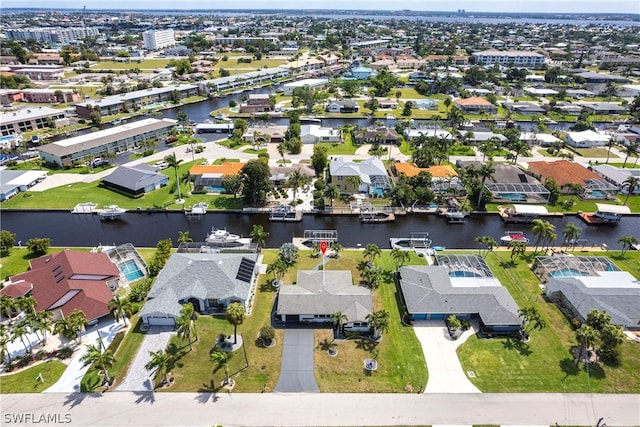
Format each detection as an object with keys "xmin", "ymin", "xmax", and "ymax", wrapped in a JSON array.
[
  {"xmin": 360, "ymin": 212, "xmax": 395, "ymax": 223},
  {"xmin": 269, "ymin": 209, "xmax": 303, "ymax": 222}
]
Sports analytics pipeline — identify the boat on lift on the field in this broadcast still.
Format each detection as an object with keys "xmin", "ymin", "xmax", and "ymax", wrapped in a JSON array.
[
  {"xmin": 205, "ymin": 228, "xmax": 241, "ymax": 244},
  {"xmin": 500, "ymin": 231, "xmax": 529, "ymax": 245}
]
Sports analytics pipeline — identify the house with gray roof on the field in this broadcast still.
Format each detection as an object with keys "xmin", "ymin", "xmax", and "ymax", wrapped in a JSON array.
[
  {"xmin": 545, "ymin": 271, "xmax": 640, "ymax": 328},
  {"xmin": 329, "ymin": 156, "xmax": 391, "ymax": 196},
  {"xmin": 591, "ymin": 164, "xmax": 640, "ymax": 195},
  {"xmin": 276, "ymin": 270, "xmax": 372, "ymax": 333},
  {"xmin": 140, "ymin": 252, "xmax": 259, "ymax": 327},
  {"xmin": 102, "ymin": 164, "xmax": 169, "ymax": 196},
  {"xmin": 398, "ymin": 262, "xmax": 521, "ymax": 335}
]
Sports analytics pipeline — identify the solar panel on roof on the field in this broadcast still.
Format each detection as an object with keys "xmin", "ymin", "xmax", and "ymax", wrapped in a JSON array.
[{"xmin": 236, "ymin": 257, "xmax": 256, "ymax": 283}]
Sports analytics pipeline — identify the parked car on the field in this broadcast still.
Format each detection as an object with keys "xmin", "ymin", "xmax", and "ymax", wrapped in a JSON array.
[
  {"xmin": 91, "ymin": 158, "xmax": 109, "ymax": 167},
  {"xmin": 153, "ymin": 161, "xmax": 168, "ymax": 170}
]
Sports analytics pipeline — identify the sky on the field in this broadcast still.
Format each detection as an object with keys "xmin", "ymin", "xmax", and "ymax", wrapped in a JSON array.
[{"xmin": 2, "ymin": 0, "xmax": 639, "ymax": 14}]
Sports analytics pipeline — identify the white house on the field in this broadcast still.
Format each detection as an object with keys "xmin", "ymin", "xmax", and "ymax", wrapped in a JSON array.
[
  {"xmin": 300, "ymin": 125, "xmax": 341, "ymax": 144},
  {"xmin": 565, "ymin": 130, "xmax": 609, "ymax": 148}
]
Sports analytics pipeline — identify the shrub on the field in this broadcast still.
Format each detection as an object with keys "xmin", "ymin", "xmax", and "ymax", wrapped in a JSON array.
[
  {"xmin": 108, "ymin": 331, "xmax": 125, "ymax": 354},
  {"xmin": 26, "ymin": 237, "xmax": 51, "ymax": 256},
  {"xmin": 259, "ymin": 325, "xmax": 275, "ymax": 346},
  {"xmin": 128, "ymin": 278, "xmax": 153, "ymax": 302},
  {"xmin": 57, "ymin": 347, "xmax": 74, "ymax": 360}
]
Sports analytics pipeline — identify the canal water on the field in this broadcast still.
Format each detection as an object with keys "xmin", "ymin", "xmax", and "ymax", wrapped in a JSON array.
[{"xmin": 1, "ymin": 210, "xmax": 637, "ymax": 250}]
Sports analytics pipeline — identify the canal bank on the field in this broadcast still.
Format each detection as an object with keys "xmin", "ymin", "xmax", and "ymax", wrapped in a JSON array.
[{"xmin": 1, "ymin": 209, "xmax": 638, "ymax": 250}]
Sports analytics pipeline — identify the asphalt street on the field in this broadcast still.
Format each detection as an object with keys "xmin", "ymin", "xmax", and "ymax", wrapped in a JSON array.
[{"xmin": 1, "ymin": 392, "xmax": 638, "ymax": 426}]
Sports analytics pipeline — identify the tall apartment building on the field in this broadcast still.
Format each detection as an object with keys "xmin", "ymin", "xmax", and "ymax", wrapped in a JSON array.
[
  {"xmin": 6, "ymin": 27, "xmax": 100, "ymax": 43},
  {"xmin": 471, "ymin": 50, "xmax": 546, "ymax": 68},
  {"xmin": 142, "ymin": 29, "xmax": 176, "ymax": 51}
]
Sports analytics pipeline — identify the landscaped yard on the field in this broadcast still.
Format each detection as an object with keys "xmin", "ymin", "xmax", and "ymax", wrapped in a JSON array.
[
  {"xmin": 91, "ymin": 59, "xmax": 172, "ymax": 71},
  {"xmin": 0, "ymin": 360, "xmax": 67, "ymax": 393},
  {"xmin": 457, "ymin": 250, "xmax": 640, "ymax": 393},
  {"xmin": 1, "ymin": 159, "xmax": 244, "ymax": 211},
  {"xmin": 570, "ymin": 147, "xmax": 618, "ymax": 158}
]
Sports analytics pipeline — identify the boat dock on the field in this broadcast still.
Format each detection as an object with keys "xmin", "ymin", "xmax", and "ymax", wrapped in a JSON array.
[
  {"xmin": 360, "ymin": 211, "xmax": 395, "ymax": 223},
  {"xmin": 98, "ymin": 205, "xmax": 126, "ymax": 220},
  {"xmin": 269, "ymin": 206, "xmax": 303, "ymax": 222},
  {"xmin": 185, "ymin": 202, "xmax": 208, "ymax": 217},
  {"xmin": 71, "ymin": 202, "xmax": 98, "ymax": 214}
]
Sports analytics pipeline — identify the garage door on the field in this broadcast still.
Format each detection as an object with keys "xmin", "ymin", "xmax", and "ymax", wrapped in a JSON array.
[
  {"xmin": 146, "ymin": 316, "xmax": 176, "ymax": 326},
  {"xmin": 285, "ymin": 315, "xmax": 300, "ymax": 323}
]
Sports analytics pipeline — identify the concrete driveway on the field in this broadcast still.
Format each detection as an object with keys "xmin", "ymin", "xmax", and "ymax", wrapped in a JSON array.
[
  {"xmin": 274, "ymin": 329, "xmax": 319, "ymax": 393},
  {"xmin": 116, "ymin": 326, "xmax": 174, "ymax": 391},
  {"xmin": 413, "ymin": 320, "xmax": 481, "ymax": 394},
  {"xmin": 44, "ymin": 318, "xmax": 122, "ymax": 393}
]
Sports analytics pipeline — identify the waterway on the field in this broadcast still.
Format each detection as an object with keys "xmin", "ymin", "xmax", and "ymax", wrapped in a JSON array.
[{"xmin": 2, "ymin": 210, "xmax": 637, "ymax": 249}]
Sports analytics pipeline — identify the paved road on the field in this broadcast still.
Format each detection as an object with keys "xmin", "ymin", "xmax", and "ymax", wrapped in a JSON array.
[
  {"xmin": 413, "ymin": 320, "xmax": 481, "ymax": 394},
  {"xmin": 1, "ymin": 392, "xmax": 638, "ymax": 426},
  {"xmin": 116, "ymin": 327, "xmax": 174, "ymax": 392},
  {"xmin": 274, "ymin": 329, "xmax": 319, "ymax": 393}
]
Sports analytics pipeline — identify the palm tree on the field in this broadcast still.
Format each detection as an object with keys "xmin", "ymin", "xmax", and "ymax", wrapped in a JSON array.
[
  {"xmin": 518, "ymin": 306, "xmax": 546, "ymax": 336},
  {"xmin": 600, "ymin": 323, "xmax": 625, "ymax": 352},
  {"xmin": 575, "ymin": 324, "xmax": 597, "ymax": 365},
  {"xmin": 36, "ymin": 310, "xmax": 53, "ymax": 345},
  {"xmin": 390, "ymin": 248, "xmax": 410, "ymax": 272},
  {"xmin": 323, "ymin": 183, "xmax": 339, "ymax": 208},
  {"xmin": 210, "ymin": 347, "xmax": 233, "ymax": 385},
  {"xmin": 331, "ymin": 311, "xmax": 348, "ymax": 338},
  {"xmin": 53, "ymin": 316, "xmax": 77, "ymax": 344},
  {"xmin": 80, "ymin": 339, "xmax": 116, "ymax": 385},
  {"xmin": 347, "ymin": 175, "xmax": 362, "ymax": 193},
  {"xmin": 448, "ymin": 106, "xmax": 465, "ymax": 129},
  {"xmin": 145, "ymin": 349, "xmax": 172, "ymax": 386},
  {"xmin": 17, "ymin": 296, "xmax": 37, "ymax": 316},
  {"xmin": 366, "ymin": 310, "xmax": 390, "ymax": 340},
  {"xmin": 164, "ymin": 153, "xmax": 184, "ymax": 202},
  {"xmin": 604, "ymin": 136, "xmax": 616, "ymax": 164},
  {"xmin": 266, "ymin": 258, "xmax": 288, "ymax": 284},
  {"xmin": 618, "ymin": 235, "xmax": 639, "ymax": 256},
  {"xmin": 474, "ymin": 236, "xmax": 498, "ymax": 257},
  {"xmin": 331, "ymin": 243, "xmax": 343, "ymax": 258},
  {"xmin": 277, "ymin": 142, "xmax": 287, "ymax": 164},
  {"xmin": 362, "ymin": 265, "xmax": 383, "ymax": 289},
  {"xmin": 560, "ymin": 222, "xmax": 580, "ymax": 250},
  {"xmin": 287, "ymin": 169, "xmax": 308, "ymax": 201},
  {"xmin": 531, "ymin": 219, "xmax": 556, "ymax": 254},
  {"xmin": 622, "ymin": 175, "xmax": 639, "ymax": 206},
  {"xmin": 0, "ymin": 295, "xmax": 17, "ymax": 323},
  {"xmin": 11, "ymin": 320, "xmax": 31, "ymax": 354},
  {"xmin": 177, "ymin": 231, "xmax": 192, "ymax": 244},
  {"xmin": 249, "ymin": 224, "xmax": 269, "ymax": 252},
  {"xmin": 508, "ymin": 241, "xmax": 527, "ymax": 262},
  {"xmin": 0, "ymin": 326, "xmax": 12, "ymax": 364},
  {"xmin": 226, "ymin": 302, "xmax": 245, "ymax": 344},
  {"xmin": 109, "ymin": 294, "xmax": 129, "ymax": 326},
  {"xmin": 476, "ymin": 162, "xmax": 496, "ymax": 208},
  {"xmin": 68, "ymin": 309, "xmax": 88, "ymax": 345},
  {"xmin": 363, "ymin": 243, "xmax": 381, "ymax": 263},
  {"xmin": 622, "ymin": 142, "xmax": 639, "ymax": 168},
  {"xmin": 176, "ymin": 303, "xmax": 198, "ymax": 351}
]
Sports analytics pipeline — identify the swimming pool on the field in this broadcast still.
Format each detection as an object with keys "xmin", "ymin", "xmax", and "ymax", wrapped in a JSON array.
[
  {"xmin": 119, "ymin": 259, "xmax": 145, "ymax": 282},
  {"xmin": 500, "ymin": 193, "xmax": 527, "ymax": 201},
  {"xmin": 588, "ymin": 190, "xmax": 607, "ymax": 198},
  {"xmin": 449, "ymin": 270, "xmax": 481, "ymax": 278},
  {"xmin": 372, "ymin": 188, "xmax": 384, "ymax": 197},
  {"xmin": 549, "ymin": 268, "xmax": 586, "ymax": 278}
]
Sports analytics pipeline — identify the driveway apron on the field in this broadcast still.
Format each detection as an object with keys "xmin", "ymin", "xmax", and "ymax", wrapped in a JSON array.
[
  {"xmin": 116, "ymin": 326, "xmax": 174, "ymax": 391},
  {"xmin": 274, "ymin": 329, "xmax": 319, "ymax": 393}
]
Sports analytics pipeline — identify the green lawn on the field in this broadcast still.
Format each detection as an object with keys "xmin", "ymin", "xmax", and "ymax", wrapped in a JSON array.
[
  {"xmin": 0, "ymin": 360, "xmax": 67, "ymax": 393},
  {"xmin": 314, "ymin": 251, "xmax": 428, "ymax": 392},
  {"xmin": 91, "ymin": 59, "xmax": 172, "ymax": 70},
  {"xmin": 570, "ymin": 147, "xmax": 618, "ymax": 158},
  {"xmin": 318, "ymin": 133, "xmax": 358, "ymax": 155},
  {"xmin": 1, "ymin": 160, "xmax": 243, "ymax": 211},
  {"xmin": 457, "ymin": 251, "xmax": 640, "ymax": 393}
]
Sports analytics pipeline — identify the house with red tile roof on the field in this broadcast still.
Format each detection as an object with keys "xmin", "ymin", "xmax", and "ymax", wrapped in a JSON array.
[
  {"xmin": 1, "ymin": 250, "xmax": 120, "ymax": 322},
  {"xmin": 527, "ymin": 159, "xmax": 618, "ymax": 198},
  {"xmin": 454, "ymin": 97, "xmax": 497, "ymax": 114}
]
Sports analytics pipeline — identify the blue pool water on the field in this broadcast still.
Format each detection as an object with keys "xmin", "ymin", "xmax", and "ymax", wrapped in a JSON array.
[
  {"xmin": 549, "ymin": 268, "xmax": 585, "ymax": 278},
  {"xmin": 0, "ymin": 135, "xmax": 16, "ymax": 143},
  {"xmin": 501, "ymin": 193, "xmax": 527, "ymax": 201},
  {"xmin": 588, "ymin": 190, "xmax": 607, "ymax": 198},
  {"xmin": 449, "ymin": 270, "xmax": 481, "ymax": 278},
  {"xmin": 206, "ymin": 186, "xmax": 226, "ymax": 193},
  {"xmin": 119, "ymin": 259, "xmax": 145, "ymax": 281},
  {"xmin": 373, "ymin": 188, "xmax": 384, "ymax": 197}
]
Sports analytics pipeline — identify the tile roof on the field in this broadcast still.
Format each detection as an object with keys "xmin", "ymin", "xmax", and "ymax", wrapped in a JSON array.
[
  {"xmin": 455, "ymin": 96, "xmax": 492, "ymax": 106},
  {"xmin": 189, "ymin": 162, "xmax": 245, "ymax": 176},
  {"xmin": 3, "ymin": 250, "xmax": 119, "ymax": 321},
  {"xmin": 394, "ymin": 163, "xmax": 458, "ymax": 178},
  {"xmin": 527, "ymin": 160, "xmax": 601, "ymax": 186}
]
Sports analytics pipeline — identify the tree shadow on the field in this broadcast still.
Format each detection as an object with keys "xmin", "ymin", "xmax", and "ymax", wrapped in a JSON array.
[
  {"xmin": 381, "ymin": 269, "xmax": 395, "ymax": 284},
  {"xmin": 354, "ymin": 338, "xmax": 377, "ymax": 352},
  {"xmin": 133, "ymin": 390, "xmax": 156, "ymax": 405},
  {"xmin": 317, "ymin": 338, "xmax": 334, "ymax": 351},
  {"xmin": 501, "ymin": 338, "xmax": 532, "ymax": 356},
  {"xmin": 499, "ymin": 260, "xmax": 517, "ymax": 269},
  {"xmin": 559, "ymin": 357, "xmax": 580, "ymax": 381},
  {"xmin": 583, "ymin": 363, "xmax": 606, "ymax": 380},
  {"xmin": 198, "ymin": 379, "xmax": 219, "ymax": 393},
  {"xmin": 259, "ymin": 282, "xmax": 277, "ymax": 292},
  {"xmin": 63, "ymin": 392, "xmax": 101, "ymax": 409},
  {"xmin": 194, "ymin": 391, "xmax": 217, "ymax": 404}
]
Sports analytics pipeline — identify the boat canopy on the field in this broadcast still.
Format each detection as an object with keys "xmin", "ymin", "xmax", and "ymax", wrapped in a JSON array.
[
  {"xmin": 513, "ymin": 204, "xmax": 549, "ymax": 215},
  {"xmin": 595, "ymin": 204, "xmax": 631, "ymax": 215}
]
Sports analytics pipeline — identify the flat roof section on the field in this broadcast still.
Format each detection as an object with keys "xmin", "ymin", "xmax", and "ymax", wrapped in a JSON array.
[
  {"xmin": 513, "ymin": 204, "xmax": 549, "ymax": 215},
  {"xmin": 595, "ymin": 203, "xmax": 631, "ymax": 215}
]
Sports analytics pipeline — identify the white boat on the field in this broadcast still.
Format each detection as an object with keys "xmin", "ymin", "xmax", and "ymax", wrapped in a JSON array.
[
  {"xmin": 444, "ymin": 209, "xmax": 467, "ymax": 224},
  {"xmin": 185, "ymin": 202, "xmax": 208, "ymax": 216},
  {"xmin": 498, "ymin": 204, "xmax": 548, "ymax": 224},
  {"xmin": 500, "ymin": 231, "xmax": 529, "ymax": 245},
  {"xmin": 205, "ymin": 228, "xmax": 241, "ymax": 243},
  {"xmin": 99, "ymin": 205, "xmax": 126, "ymax": 220}
]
